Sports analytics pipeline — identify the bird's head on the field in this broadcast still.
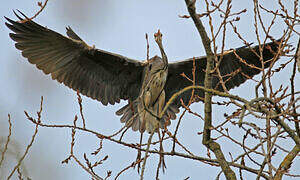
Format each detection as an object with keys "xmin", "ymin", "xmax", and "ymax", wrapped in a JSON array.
[
  {"xmin": 154, "ymin": 29, "xmax": 163, "ymax": 45},
  {"xmin": 154, "ymin": 29, "xmax": 168, "ymax": 65}
]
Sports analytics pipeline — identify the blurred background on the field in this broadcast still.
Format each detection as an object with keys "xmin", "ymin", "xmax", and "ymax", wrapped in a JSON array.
[{"xmin": 0, "ymin": 0, "xmax": 299, "ymax": 179}]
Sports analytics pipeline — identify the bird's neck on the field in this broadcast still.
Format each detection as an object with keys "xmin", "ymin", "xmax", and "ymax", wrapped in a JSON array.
[{"xmin": 158, "ymin": 44, "xmax": 168, "ymax": 67}]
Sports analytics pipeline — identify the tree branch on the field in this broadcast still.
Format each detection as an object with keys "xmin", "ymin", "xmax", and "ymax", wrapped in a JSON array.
[{"xmin": 184, "ymin": 0, "xmax": 237, "ymax": 179}]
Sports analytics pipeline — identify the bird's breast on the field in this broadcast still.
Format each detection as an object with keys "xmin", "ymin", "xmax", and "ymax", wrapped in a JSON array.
[{"xmin": 144, "ymin": 68, "xmax": 168, "ymax": 105}]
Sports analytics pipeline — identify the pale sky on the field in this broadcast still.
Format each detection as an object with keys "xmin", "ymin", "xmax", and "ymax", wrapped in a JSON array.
[{"xmin": 0, "ymin": 0, "xmax": 299, "ymax": 179}]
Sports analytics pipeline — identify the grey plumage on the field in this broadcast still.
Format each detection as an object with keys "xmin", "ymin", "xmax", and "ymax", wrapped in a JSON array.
[{"xmin": 5, "ymin": 12, "xmax": 281, "ymax": 133}]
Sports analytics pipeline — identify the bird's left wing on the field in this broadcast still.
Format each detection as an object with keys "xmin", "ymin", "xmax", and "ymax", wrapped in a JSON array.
[
  {"xmin": 165, "ymin": 39, "xmax": 281, "ymax": 109},
  {"xmin": 5, "ymin": 12, "xmax": 145, "ymax": 105}
]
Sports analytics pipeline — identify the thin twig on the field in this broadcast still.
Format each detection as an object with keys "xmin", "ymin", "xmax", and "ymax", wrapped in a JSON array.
[
  {"xmin": 19, "ymin": 0, "xmax": 49, "ymax": 23},
  {"xmin": 8, "ymin": 96, "xmax": 43, "ymax": 179},
  {"xmin": 0, "ymin": 114, "xmax": 12, "ymax": 168}
]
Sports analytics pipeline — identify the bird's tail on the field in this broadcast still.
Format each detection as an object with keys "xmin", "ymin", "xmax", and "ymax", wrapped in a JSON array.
[
  {"xmin": 115, "ymin": 101, "xmax": 141, "ymax": 132},
  {"xmin": 115, "ymin": 101, "xmax": 178, "ymax": 133}
]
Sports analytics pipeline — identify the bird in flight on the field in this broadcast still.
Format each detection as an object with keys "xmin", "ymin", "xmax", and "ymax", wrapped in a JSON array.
[{"xmin": 5, "ymin": 12, "xmax": 281, "ymax": 133}]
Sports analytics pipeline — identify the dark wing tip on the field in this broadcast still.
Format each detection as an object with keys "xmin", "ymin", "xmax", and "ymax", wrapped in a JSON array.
[
  {"xmin": 4, "ymin": 16, "xmax": 15, "ymax": 25},
  {"xmin": 14, "ymin": 9, "xmax": 29, "ymax": 21},
  {"xmin": 8, "ymin": 33, "xmax": 16, "ymax": 40},
  {"xmin": 5, "ymin": 14, "xmax": 29, "ymax": 36},
  {"xmin": 4, "ymin": 21, "xmax": 11, "ymax": 30},
  {"xmin": 5, "ymin": 10, "xmax": 28, "ymax": 30}
]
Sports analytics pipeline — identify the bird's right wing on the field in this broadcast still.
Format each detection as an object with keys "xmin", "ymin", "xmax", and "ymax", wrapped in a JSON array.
[
  {"xmin": 5, "ymin": 12, "xmax": 145, "ymax": 105},
  {"xmin": 165, "ymin": 39, "xmax": 281, "ymax": 109}
]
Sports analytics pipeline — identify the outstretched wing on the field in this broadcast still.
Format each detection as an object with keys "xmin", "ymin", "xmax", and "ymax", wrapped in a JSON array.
[
  {"xmin": 5, "ymin": 12, "xmax": 145, "ymax": 105},
  {"xmin": 165, "ymin": 39, "xmax": 281, "ymax": 108}
]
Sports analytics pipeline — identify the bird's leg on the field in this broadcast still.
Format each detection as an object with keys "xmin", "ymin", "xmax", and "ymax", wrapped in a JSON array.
[
  {"xmin": 140, "ymin": 125, "xmax": 157, "ymax": 180},
  {"xmin": 143, "ymin": 91, "xmax": 160, "ymax": 133},
  {"xmin": 157, "ymin": 129, "xmax": 167, "ymax": 174},
  {"xmin": 135, "ymin": 132, "xmax": 143, "ymax": 173},
  {"xmin": 141, "ymin": 91, "xmax": 152, "ymax": 132},
  {"xmin": 156, "ymin": 90, "xmax": 166, "ymax": 175},
  {"xmin": 157, "ymin": 91, "xmax": 166, "ymax": 120}
]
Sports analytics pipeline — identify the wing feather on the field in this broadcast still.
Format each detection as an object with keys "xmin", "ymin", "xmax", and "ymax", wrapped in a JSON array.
[
  {"xmin": 6, "ymin": 13, "xmax": 144, "ymax": 105},
  {"xmin": 165, "ymin": 39, "xmax": 281, "ymax": 108}
]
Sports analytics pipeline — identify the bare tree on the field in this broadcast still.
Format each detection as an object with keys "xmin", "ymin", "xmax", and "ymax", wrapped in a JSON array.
[{"xmin": 1, "ymin": 0, "xmax": 299, "ymax": 179}]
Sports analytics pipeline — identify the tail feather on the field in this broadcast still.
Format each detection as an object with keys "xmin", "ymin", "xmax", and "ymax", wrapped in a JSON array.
[
  {"xmin": 115, "ymin": 104, "xmax": 129, "ymax": 116},
  {"xmin": 131, "ymin": 115, "xmax": 140, "ymax": 131},
  {"xmin": 120, "ymin": 108, "xmax": 132, "ymax": 123},
  {"xmin": 116, "ymin": 102, "xmax": 179, "ymax": 133},
  {"xmin": 116, "ymin": 101, "xmax": 140, "ymax": 131}
]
